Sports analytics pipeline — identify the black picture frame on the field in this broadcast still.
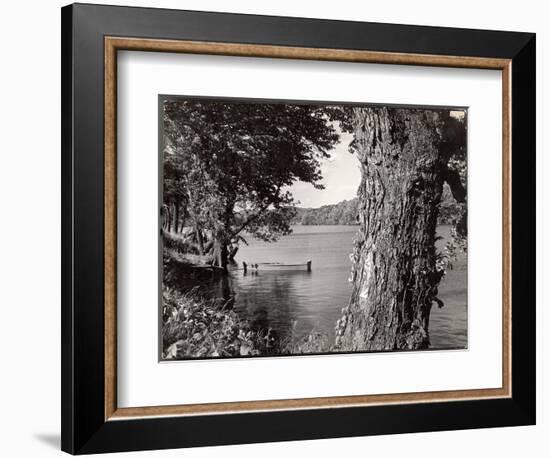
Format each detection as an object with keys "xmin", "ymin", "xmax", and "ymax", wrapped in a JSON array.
[{"xmin": 61, "ymin": 3, "xmax": 536, "ymax": 454}]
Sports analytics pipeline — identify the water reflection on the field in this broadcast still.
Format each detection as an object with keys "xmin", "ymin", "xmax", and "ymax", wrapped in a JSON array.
[{"xmin": 232, "ymin": 270, "xmax": 313, "ymax": 341}]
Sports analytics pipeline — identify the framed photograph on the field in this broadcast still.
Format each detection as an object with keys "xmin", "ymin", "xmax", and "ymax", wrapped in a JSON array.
[{"xmin": 61, "ymin": 3, "xmax": 536, "ymax": 454}]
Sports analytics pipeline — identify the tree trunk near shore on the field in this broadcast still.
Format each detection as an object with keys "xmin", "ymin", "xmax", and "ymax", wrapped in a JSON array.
[
  {"xmin": 212, "ymin": 238, "xmax": 229, "ymax": 272},
  {"xmin": 163, "ymin": 205, "xmax": 171, "ymax": 231},
  {"xmin": 173, "ymin": 203, "xmax": 180, "ymax": 233},
  {"xmin": 335, "ymin": 107, "xmax": 447, "ymax": 351},
  {"xmin": 194, "ymin": 224, "xmax": 205, "ymax": 256},
  {"xmin": 228, "ymin": 245, "xmax": 238, "ymax": 262}
]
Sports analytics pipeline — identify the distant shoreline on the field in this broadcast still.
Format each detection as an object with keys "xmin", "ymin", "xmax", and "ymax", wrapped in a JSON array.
[
  {"xmin": 292, "ymin": 198, "xmax": 358, "ymax": 225},
  {"xmin": 293, "ymin": 186, "xmax": 461, "ymax": 226}
]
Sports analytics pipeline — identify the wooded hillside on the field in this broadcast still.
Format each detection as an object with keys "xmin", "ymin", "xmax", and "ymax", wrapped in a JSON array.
[
  {"xmin": 293, "ymin": 198, "xmax": 359, "ymax": 225},
  {"xmin": 293, "ymin": 183, "xmax": 461, "ymax": 226}
]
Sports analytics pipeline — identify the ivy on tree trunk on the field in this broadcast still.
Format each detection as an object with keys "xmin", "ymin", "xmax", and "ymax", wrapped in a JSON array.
[{"xmin": 335, "ymin": 107, "xmax": 448, "ymax": 351}]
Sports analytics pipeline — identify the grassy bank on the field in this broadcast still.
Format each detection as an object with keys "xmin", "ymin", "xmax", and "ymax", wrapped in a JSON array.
[
  {"xmin": 162, "ymin": 287, "xmax": 273, "ymax": 359},
  {"xmin": 162, "ymin": 285, "xmax": 331, "ymax": 359}
]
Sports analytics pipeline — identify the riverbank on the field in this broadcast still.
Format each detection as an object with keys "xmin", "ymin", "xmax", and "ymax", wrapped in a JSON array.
[
  {"xmin": 162, "ymin": 286, "xmax": 272, "ymax": 359},
  {"xmin": 161, "ymin": 283, "xmax": 330, "ymax": 359}
]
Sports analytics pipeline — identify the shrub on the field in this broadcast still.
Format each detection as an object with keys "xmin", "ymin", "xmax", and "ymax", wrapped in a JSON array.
[
  {"xmin": 275, "ymin": 320, "xmax": 331, "ymax": 355},
  {"xmin": 162, "ymin": 287, "xmax": 275, "ymax": 359},
  {"xmin": 163, "ymin": 230, "xmax": 202, "ymax": 255},
  {"xmin": 280, "ymin": 331, "xmax": 330, "ymax": 354}
]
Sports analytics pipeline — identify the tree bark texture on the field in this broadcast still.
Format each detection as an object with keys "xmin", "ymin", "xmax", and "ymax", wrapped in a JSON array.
[{"xmin": 335, "ymin": 107, "xmax": 447, "ymax": 351}]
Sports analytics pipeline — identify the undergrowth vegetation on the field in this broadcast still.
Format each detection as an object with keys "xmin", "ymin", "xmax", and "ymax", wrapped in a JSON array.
[
  {"xmin": 162, "ymin": 286, "xmax": 331, "ymax": 359},
  {"xmin": 162, "ymin": 287, "xmax": 274, "ymax": 359}
]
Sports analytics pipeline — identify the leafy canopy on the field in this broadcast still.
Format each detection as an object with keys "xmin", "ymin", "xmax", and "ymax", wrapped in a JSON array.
[{"xmin": 163, "ymin": 99, "xmax": 341, "ymax": 245}]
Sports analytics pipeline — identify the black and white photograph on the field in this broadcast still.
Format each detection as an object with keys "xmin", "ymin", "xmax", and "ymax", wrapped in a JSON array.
[{"xmin": 160, "ymin": 96, "xmax": 468, "ymax": 360}]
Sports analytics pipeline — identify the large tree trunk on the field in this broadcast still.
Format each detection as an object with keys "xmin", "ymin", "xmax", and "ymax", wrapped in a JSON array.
[{"xmin": 335, "ymin": 107, "xmax": 447, "ymax": 351}]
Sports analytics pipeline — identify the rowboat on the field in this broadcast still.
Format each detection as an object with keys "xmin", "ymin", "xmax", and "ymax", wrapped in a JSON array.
[{"xmin": 242, "ymin": 260, "xmax": 312, "ymax": 272}]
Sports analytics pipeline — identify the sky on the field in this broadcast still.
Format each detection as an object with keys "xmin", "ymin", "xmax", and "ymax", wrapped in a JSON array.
[
  {"xmin": 288, "ymin": 109, "xmax": 466, "ymax": 209},
  {"xmin": 287, "ymin": 129, "xmax": 361, "ymax": 208}
]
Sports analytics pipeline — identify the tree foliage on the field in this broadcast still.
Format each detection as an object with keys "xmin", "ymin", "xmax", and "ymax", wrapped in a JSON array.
[{"xmin": 163, "ymin": 99, "xmax": 341, "ymax": 269}]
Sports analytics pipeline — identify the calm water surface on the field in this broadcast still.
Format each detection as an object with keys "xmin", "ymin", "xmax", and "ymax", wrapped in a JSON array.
[{"xmin": 230, "ymin": 225, "xmax": 467, "ymax": 350}]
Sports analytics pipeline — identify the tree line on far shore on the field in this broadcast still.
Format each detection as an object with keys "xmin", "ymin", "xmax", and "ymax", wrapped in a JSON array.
[{"xmin": 293, "ymin": 183, "xmax": 463, "ymax": 226}]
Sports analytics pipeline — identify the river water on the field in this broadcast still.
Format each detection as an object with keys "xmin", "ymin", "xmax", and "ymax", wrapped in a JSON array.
[{"xmin": 229, "ymin": 224, "xmax": 467, "ymax": 350}]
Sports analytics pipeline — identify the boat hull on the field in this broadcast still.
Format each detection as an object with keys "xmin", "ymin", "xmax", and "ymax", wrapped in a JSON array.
[{"xmin": 242, "ymin": 260, "xmax": 311, "ymax": 272}]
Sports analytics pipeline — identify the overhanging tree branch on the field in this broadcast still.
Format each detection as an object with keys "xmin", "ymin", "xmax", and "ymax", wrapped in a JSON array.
[
  {"xmin": 444, "ymin": 168, "xmax": 467, "ymax": 203},
  {"xmin": 229, "ymin": 185, "xmax": 282, "ymax": 239}
]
